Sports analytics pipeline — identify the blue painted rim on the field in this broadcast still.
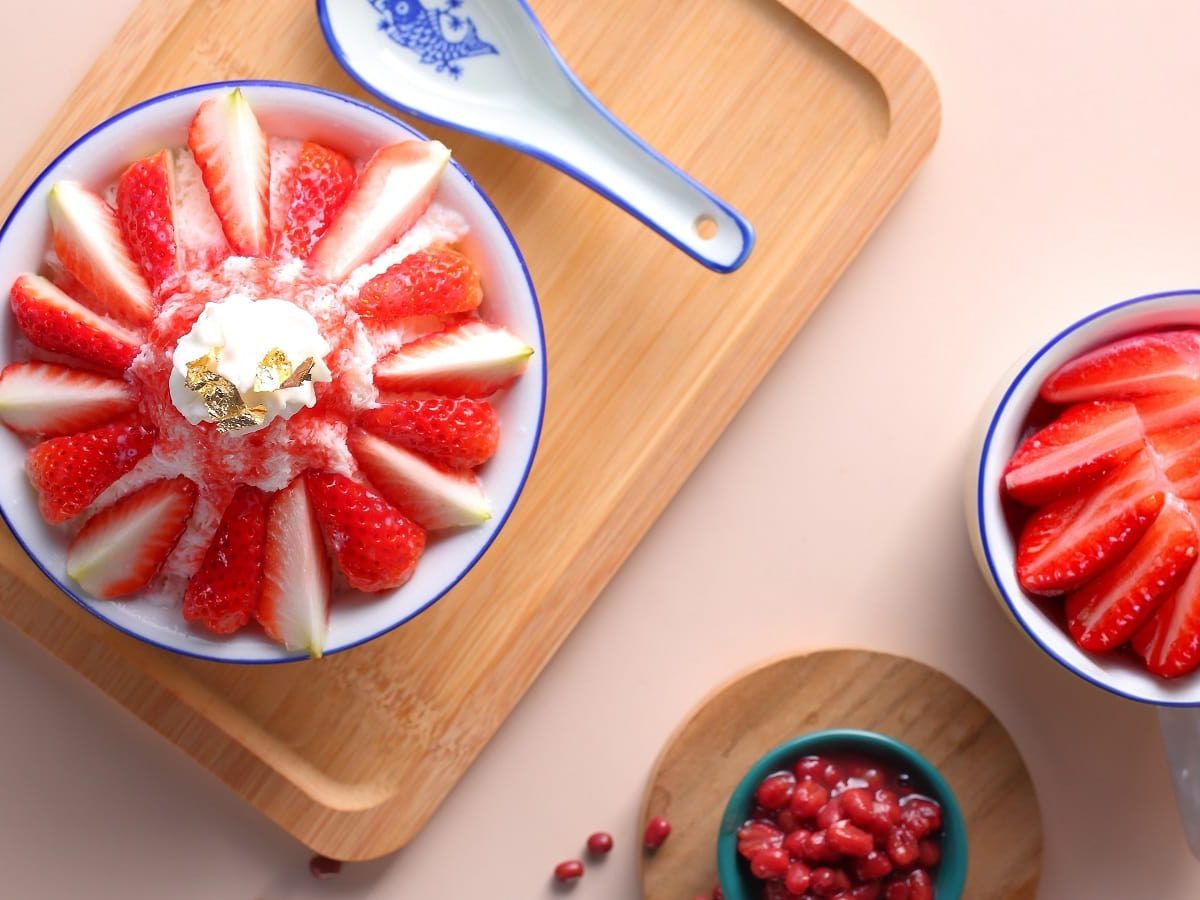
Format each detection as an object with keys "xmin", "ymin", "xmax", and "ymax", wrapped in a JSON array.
[
  {"xmin": 315, "ymin": 0, "xmax": 756, "ymax": 274},
  {"xmin": 716, "ymin": 729, "xmax": 969, "ymax": 899},
  {"xmin": 976, "ymin": 289, "xmax": 1200, "ymax": 705},
  {"xmin": 0, "ymin": 79, "xmax": 548, "ymax": 665}
]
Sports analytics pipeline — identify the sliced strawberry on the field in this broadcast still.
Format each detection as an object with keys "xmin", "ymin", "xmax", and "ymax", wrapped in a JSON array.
[
  {"xmin": 276, "ymin": 141, "xmax": 356, "ymax": 260},
  {"xmin": 187, "ymin": 88, "xmax": 271, "ymax": 257},
  {"xmin": 374, "ymin": 321, "xmax": 533, "ymax": 397},
  {"xmin": 309, "ymin": 139, "xmax": 451, "ymax": 281},
  {"xmin": 0, "ymin": 362, "xmax": 135, "ymax": 436},
  {"xmin": 66, "ymin": 477, "xmax": 196, "ymax": 599},
  {"xmin": 48, "ymin": 181, "xmax": 154, "ymax": 326},
  {"xmin": 304, "ymin": 471, "xmax": 426, "ymax": 592},
  {"xmin": 1133, "ymin": 390, "xmax": 1200, "ymax": 433},
  {"xmin": 1133, "ymin": 528, "xmax": 1200, "ymax": 678},
  {"xmin": 182, "ymin": 484, "xmax": 268, "ymax": 635},
  {"xmin": 258, "ymin": 475, "xmax": 330, "ymax": 657},
  {"xmin": 349, "ymin": 428, "xmax": 491, "ymax": 530},
  {"xmin": 115, "ymin": 149, "xmax": 180, "ymax": 290},
  {"xmin": 1003, "ymin": 401, "xmax": 1144, "ymax": 505},
  {"xmin": 1016, "ymin": 451, "xmax": 1164, "ymax": 595},
  {"xmin": 1148, "ymin": 425, "xmax": 1200, "ymax": 499},
  {"xmin": 356, "ymin": 248, "xmax": 482, "ymax": 322},
  {"xmin": 173, "ymin": 148, "xmax": 229, "ymax": 270},
  {"xmin": 10, "ymin": 274, "xmax": 141, "ymax": 375},
  {"xmin": 357, "ymin": 397, "xmax": 499, "ymax": 469},
  {"xmin": 26, "ymin": 420, "xmax": 155, "ymax": 524},
  {"xmin": 1066, "ymin": 495, "xmax": 1199, "ymax": 651},
  {"xmin": 1042, "ymin": 330, "xmax": 1200, "ymax": 403}
]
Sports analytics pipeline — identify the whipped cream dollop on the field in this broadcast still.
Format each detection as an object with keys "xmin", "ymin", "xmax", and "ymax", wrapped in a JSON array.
[{"xmin": 169, "ymin": 294, "xmax": 332, "ymax": 434}]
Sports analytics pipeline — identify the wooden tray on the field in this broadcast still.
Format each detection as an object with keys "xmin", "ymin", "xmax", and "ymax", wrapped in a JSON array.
[
  {"xmin": 641, "ymin": 651, "xmax": 1042, "ymax": 899},
  {"xmin": 0, "ymin": 0, "xmax": 939, "ymax": 861}
]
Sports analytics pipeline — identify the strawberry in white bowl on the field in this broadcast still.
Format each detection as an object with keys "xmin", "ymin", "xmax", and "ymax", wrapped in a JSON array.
[{"xmin": 0, "ymin": 81, "xmax": 545, "ymax": 662}]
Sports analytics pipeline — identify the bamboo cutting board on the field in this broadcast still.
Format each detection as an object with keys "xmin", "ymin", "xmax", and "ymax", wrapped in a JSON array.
[
  {"xmin": 641, "ymin": 651, "xmax": 1042, "ymax": 899},
  {"xmin": 0, "ymin": 0, "xmax": 939, "ymax": 860}
]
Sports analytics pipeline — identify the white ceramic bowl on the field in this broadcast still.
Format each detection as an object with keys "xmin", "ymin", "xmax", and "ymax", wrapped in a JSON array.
[
  {"xmin": 968, "ymin": 289, "xmax": 1200, "ymax": 705},
  {"xmin": 0, "ymin": 80, "xmax": 546, "ymax": 663}
]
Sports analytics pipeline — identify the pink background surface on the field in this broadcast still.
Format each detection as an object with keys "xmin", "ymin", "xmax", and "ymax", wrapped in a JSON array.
[{"xmin": 3, "ymin": 1, "xmax": 1200, "ymax": 896}]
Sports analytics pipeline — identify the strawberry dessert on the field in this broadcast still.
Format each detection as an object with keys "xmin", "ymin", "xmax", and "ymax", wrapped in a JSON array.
[
  {"xmin": 1, "ymin": 89, "xmax": 533, "ymax": 657},
  {"xmin": 1002, "ymin": 329, "xmax": 1200, "ymax": 678}
]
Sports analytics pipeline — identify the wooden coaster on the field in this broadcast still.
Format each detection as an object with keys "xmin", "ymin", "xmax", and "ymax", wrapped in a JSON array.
[{"xmin": 640, "ymin": 650, "xmax": 1041, "ymax": 899}]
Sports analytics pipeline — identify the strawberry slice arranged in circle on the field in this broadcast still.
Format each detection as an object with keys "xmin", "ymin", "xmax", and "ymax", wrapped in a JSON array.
[
  {"xmin": 1133, "ymin": 390, "xmax": 1200, "ymax": 434},
  {"xmin": 309, "ymin": 140, "xmax": 450, "ymax": 281},
  {"xmin": 1133, "ymin": 535, "xmax": 1200, "ymax": 678},
  {"xmin": 356, "ymin": 247, "xmax": 483, "ymax": 322},
  {"xmin": 183, "ymin": 484, "xmax": 268, "ymax": 635},
  {"xmin": 1003, "ymin": 400, "xmax": 1144, "ymax": 505},
  {"xmin": 1066, "ymin": 495, "xmax": 1199, "ymax": 651},
  {"xmin": 67, "ymin": 477, "xmax": 196, "ymax": 599},
  {"xmin": 1016, "ymin": 451, "xmax": 1165, "ymax": 596},
  {"xmin": 357, "ymin": 397, "xmax": 499, "ymax": 470},
  {"xmin": 116, "ymin": 149, "xmax": 181, "ymax": 290},
  {"xmin": 188, "ymin": 88, "xmax": 271, "ymax": 257},
  {"xmin": 276, "ymin": 141, "xmax": 356, "ymax": 260},
  {"xmin": 26, "ymin": 420, "xmax": 155, "ymax": 524},
  {"xmin": 304, "ymin": 471, "xmax": 426, "ymax": 592},
  {"xmin": 48, "ymin": 181, "xmax": 155, "ymax": 326},
  {"xmin": 0, "ymin": 362, "xmax": 136, "ymax": 437},
  {"xmin": 10, "ymin": 274, "xmax": 142, "ymax": 376},
  {"xmin": 1041, "ymin": 330, "xmax": 1200, "ymax": 403},
  {"xmin": 1147, "ymin": 425, "xmax": 1200, "ymax": 500},
  {"xmin": 258, "ymin": 475, "xmax": 330, "ymax": 658},
  {"xmin": 374, "ymin": 320, "xmax": 533, "ymax": 398}
]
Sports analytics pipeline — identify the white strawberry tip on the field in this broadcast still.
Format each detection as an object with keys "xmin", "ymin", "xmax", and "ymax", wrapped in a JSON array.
[
  {"xmin": 48, "ymin": 182, "xmax": 155, "ymax": 325},
  {"xmin": 259, "ymin": 477, "xmax": 330, "ymax": 658},
  {"xmin": 0, "ymin": 362, "xmax": 134, "ymax": 435},
  {"xmin": 350, "ymin": 428, "xmax": 491, "ymax": 530},
  {"xmin": 375, "ymin": 322, "xmax": 533, "ymax": 395}
]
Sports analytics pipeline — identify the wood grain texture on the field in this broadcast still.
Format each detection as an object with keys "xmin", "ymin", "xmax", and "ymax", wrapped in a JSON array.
[
  {"xmin": 0, "ymin": 0, "xmax": 939, "ymax": 860},
  {"xmin": 640, "ymin": 651, "xmax": 1042, "ymax": 900}
]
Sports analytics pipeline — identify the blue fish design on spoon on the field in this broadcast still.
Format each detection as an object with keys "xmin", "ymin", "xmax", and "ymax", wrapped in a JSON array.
[{"xmin": 369, "ymin": 0, "xmax": 498, "ymax": 78}]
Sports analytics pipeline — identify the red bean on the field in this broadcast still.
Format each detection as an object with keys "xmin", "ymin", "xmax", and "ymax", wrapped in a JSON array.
[
  {"xmin": 850, "ymin": 883, "xmax": 884, "ymax": 900},
  {"xmin": 907, "ymin": 869, "xmax": 934, "ymax": 900},
  {"xmin": 643, "ymin": 816, "xmax": 672, "ymax": 850},
  {"xmin": 861, "ymin": 768, "xmax": 885, "ymax": 791},
  {"xmin": 776, "ymin": 808, "xmax": 801, "ymax": 833},
  {"xmin": 819, "ymin": 762, "xmax": 846, "ymax": 790},
  {"xmin": 785, "ymin": 861, "xmax": 813, "ymax": 894},
  {"xmin": 750, "ymin": 847, "xmax": 791, "ymax": 879},
  {"xmin": 783, "ymin": 827, "xmax": 814, "ymax": 857},
  {"xmin": 840, "ymin": 788, "xmax": 874, "ymax": 826},
  {"xmin": 308, "ymin": 856, "xmax": 342, "ymax": 879},
  {"xmin": 884, "ymin": 878, "xmax": 911, "ymax": 900},
  {"xmin": 810, "ymin": 867, "xmax": 839, "ymax": 896},
  {"xmin": 803, "ymin": 829, "xmax": 841, "ymax": 863},
  {"xmin": 756, "ymin": 771, "xmax": 797, "ymax": 810},
  {"xmin": 917, "ymin": 838, "xmax": 940, "ymax": 869},
  {"xmin": 795, "ymin": 756, "xmax": 825, "ymax": 780},
  {"xmin": 885, "ymin": 826, "xmax": 919, "ymax": 868},
  {"xmin": 791, "ymin": 777, "xmax": 831, "ymax": 819},
  {"xmin": 586, "ymin": 831, "xmax": 613, "ymax": 855},
  {"xmin": 712, "ymin": 887, "xmax": 724, "ymax": 900},
  {"xmin": 816, "ymin": 798, "xmax": 844, "ymax": 829},
  {"xmin": 737, "ymin": 820, "xmax": 783, "ymax": 859},
  {"xmin": 855, "ymin": 849, "xmax": 895, "ymax": 881},
  {"xmin": 553, "ymin": 860, "xmax": 584, "ymax": 882},
  {"xmin": 827, "ymin": 819, "xmax": 875, "ymax": 857},
  {"xmin": 899, "ymin": 797, "xmax": 942, "ymax": 839}
]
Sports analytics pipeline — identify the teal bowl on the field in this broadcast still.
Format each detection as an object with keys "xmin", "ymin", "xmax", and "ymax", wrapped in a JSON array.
[{"xmin": 717, "ymin": 729, "xmax": 968, "ymax": 899}]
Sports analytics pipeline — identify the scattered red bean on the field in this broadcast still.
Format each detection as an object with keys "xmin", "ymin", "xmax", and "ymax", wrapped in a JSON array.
[
  {"xmin": 907, "ymin": 869, "xmax": 934, "ymax": 900},
  {"xmin": 785, "ymin": 860, "xmax": 812, "ymax": 894},
  {"xmin": 750, "ymin": 846, "xmax": 791, "ymax": 879},
  {"xmin": 918, "ymin": 837, "xmax": 941, "ymax": 868},
  {"xmin": 885, "ymin": 825, "xmax": 919, "ymax": 867},
  {"xmin": 308, "ymin": 856, "xmax": 342, "ymax": 879},
  {"xmin": 643, "ymin": 815, "xmax": 672, "ymax": 850},
  {"xmin": 553, "ymin": 859, "xmax": 584, "ymax": 883},
  {"xmin": 711, "ymin": 885, "xmax": 724, "ymax": 900},
  {"xmin": 816, "ymin": 797, "xmax": 844, "ymax": 829},
  {"xmin": 791, "ymin": 776, "xmax": 830, "ymax": 818},
  {"xmin": 827, "ymin": 819, "xmax": 875, "ymax": 857},
  {"xmin": 755, "ymin": 770, "xmax": 797, "ymax": 810},
  {"xmin": 585, "ymin": 831, "xmax": 613, "ymax": 855}
]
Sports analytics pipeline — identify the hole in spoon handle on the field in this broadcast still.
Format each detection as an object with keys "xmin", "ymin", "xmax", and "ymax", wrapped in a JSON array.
[
  {"xmin": 538, "ymin": 93, "xmax": 754, "ymax": 273},
  {"xmin": 1158, "ymin": 706, "xmax": 1200, "ymax": 860}
]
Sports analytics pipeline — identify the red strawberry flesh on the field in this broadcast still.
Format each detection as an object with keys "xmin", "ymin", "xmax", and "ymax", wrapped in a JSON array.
[
  {"xmin": 183, "ymin": 484, "xmax": 268, "ymax": 635},
  {"xmin": 26, "ymin": 420, "xmax": 155, "ymax": 524},
  {"xmin": 356, "ymin": 247, "xmax": 483, "ymax": 322},
  {"xmin": 0, "ymin": 362, "xmax": 135, "ymax": 436},
  {"xmin": 1003, "ymin": 400, "xmax": 1143, "ymax": 505},
  {"xmin": 1066, "ymin": 494, "xmax": 1199, "ymax": 651},
  {"xmin": 1133, "ymin": 390, "xmax": 1200, "ymax": 434},
  {"xmin": 356, "ymin": 397, "xmax": 499, "ymax": 469},
  {"xmin": 277, "ymin": 141, "xmax": 356, "ymax": 259},
  {"xmin": 258, "ymin": 476, "xmax": 331, "ymax": 657},
  {"xmin": 1042, "ymin": 330, "xmax": 1200, "ymax": 403},
  {"xmin": 304, "ymin": 471, "xmax": 426, "ymax": 592},
  {"xmin": 1133, "ymin": 535, "xmax": 1200, "ymax": 678},
  {"xmin": 374, "ymin": 320, "xmax": 533, "ymax": 397},
  {"xmin": 116, "ymin": 149, "xmax": 180, "ymax": 289},
  {"xmin": 1016, "ymin": 451, "xmax": 1164, "ymax": 595}
]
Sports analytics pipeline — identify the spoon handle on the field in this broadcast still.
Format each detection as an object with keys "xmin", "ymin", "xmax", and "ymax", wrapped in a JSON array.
[
  {"xmin": 1158, "ymin": 706, "xmax": 1200, "ymax": 859},
  {"xmin": 534, "ymin": 82, "xmax": 754, "ymax": 273}
]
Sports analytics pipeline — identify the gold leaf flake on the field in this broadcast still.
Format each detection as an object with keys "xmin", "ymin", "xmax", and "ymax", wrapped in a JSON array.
[
  {"xmin": 184, "ymin": 350, "xmax": 265, "ymax": 434},
  {"xmin": 216, "ymin": 406, "xmax": 267, "ymax": 434},
  {"xmin": 253, "ymin": 348, "xmax": 293, "ymax": 392},
  {"xmin": 280, "ymin": 357, "xmax": 316, "ymax": 389}
]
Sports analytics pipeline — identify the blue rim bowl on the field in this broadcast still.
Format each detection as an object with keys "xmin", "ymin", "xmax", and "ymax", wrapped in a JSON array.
[
  {"xmin": 717, "ymin": 729, "xmax": 968, "ymax": 899},
  {"xmin": 0, "ymin": 80, "xmax": 546, "ymax": 663}
]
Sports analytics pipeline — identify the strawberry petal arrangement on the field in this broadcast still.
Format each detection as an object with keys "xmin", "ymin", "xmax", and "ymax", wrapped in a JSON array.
[
  {"xmin": 0, "ymin": 88, "xmax": 533, "ymax": 658},
  {"xmin": 1003, "ymin": 330, "xmax": 1200, "ymax": 678}
]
